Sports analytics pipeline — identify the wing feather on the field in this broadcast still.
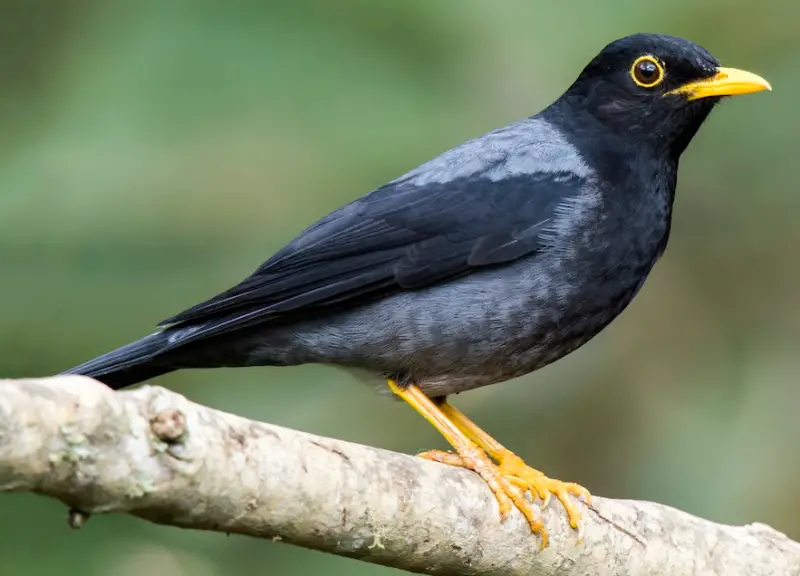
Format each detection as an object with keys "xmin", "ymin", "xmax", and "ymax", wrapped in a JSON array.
[{"xmin": 158, "ymin": 170, "xmax": 587, "ymax": 346}]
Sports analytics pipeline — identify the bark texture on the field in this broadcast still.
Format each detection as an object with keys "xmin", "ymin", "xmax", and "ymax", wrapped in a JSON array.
[{"xmin": 0, "ymin": 376, "xmax": 797, "ymax": 575}]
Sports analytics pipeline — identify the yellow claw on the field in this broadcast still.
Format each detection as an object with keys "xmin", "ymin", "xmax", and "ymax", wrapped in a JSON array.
[
  {"xmin": 390, "ymin": 380, "xmax": 589, "ymax": 548},
  {"xmin": 497, "ymin": 450, "xmax": 591, "ymax": 529}
]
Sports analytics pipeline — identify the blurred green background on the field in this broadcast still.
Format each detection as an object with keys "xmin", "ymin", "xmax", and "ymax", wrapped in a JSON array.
[{"xmin": 1, "ymin": 0, "xmax": 797, "ymax": 574}]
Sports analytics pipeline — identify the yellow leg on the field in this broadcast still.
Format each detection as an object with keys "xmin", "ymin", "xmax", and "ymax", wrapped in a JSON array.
[
  {"xmin": 387, "ymin": 380, "xmax": 548, "ymax": 543},
  {"xmin": 420, "ymin": 402, "xmax": 591, "ymax": 528},
  {"xmin": 418, "ymin": 400, "xmax": 591, "ymax": 532}
]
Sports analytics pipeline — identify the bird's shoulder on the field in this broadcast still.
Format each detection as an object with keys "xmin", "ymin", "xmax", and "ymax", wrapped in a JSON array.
[{"xmin": 390, "ymin": 116, "xmax": 594, "ymax": 188}]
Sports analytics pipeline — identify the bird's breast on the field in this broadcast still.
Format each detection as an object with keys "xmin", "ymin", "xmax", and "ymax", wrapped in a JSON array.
[
  {"xmin": 407, "ymin": 181, "xmax": 672, "ymax": 394},
  {"xmin": 264, "ymin": 180, "xmax": 674, "ymax": 397}
]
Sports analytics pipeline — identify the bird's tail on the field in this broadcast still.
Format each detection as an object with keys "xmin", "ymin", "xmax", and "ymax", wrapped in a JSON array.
[{"xmin": 61, "ymin": 331, "xmax": 175, "ymax": 390}]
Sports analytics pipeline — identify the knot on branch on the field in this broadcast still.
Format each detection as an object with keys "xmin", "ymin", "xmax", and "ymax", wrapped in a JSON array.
[{"xmin": 150, "ymin": 409, "xmax": 187, "ymax": 444}]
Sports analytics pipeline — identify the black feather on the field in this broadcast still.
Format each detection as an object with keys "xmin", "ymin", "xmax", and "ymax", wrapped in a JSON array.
[{"xmin": 156, "ymin": 171, "xmax": 584, "ymax": 347}]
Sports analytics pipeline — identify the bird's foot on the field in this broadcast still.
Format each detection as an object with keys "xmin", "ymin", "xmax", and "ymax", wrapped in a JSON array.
[
  {"xmin": 419, "ymin": 448, "xmax": 590, "ymax": 546},
  {"xmin": 494, "ymin": 449, "xmax": 591, "ymax": 530},
  {"xmin": 418, "ymin": 448, "xmax": 549, "ymax": 545}
]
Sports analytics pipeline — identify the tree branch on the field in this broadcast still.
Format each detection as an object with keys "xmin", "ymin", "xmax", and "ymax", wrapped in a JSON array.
[{"xmin": 0, "ymin": 376, "xmax": 796, "ymax": 575}]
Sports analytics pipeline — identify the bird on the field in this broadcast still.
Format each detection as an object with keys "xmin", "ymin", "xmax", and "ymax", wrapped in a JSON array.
[{"xmin": 62, "ymin": 33, "xmax": 770, "ymax": 547}]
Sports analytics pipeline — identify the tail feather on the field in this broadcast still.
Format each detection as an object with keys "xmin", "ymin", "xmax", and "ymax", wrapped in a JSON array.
[{"xmin": 62, "ymin": 332, "xmax": 175, "ymax": 390}]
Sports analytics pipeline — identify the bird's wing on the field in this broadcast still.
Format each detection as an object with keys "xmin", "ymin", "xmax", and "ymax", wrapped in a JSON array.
[{"xmin": 159, "ymin": 119, "xmax": 593, "ymax": 345}]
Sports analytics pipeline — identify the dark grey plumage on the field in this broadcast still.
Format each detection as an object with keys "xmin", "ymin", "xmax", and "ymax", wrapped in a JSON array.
[
  {"xmin": 63, "ymin": 111, "xmax": 670, "ymax": 396},
  {"xmin": 64, "ymin": 34, "xmax": 751, "ymax": 398}
]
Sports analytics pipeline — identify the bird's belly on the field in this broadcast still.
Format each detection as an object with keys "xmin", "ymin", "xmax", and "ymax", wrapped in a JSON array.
[
  {"xmin": 275, "ymin": 250, "xmax": 658, "ymax": 397},
  {"xmin": 411, "ymin": 277, "xmax": 644, "ymax": 397}
]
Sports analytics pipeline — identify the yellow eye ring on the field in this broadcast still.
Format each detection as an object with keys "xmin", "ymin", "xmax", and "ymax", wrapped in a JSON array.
[{"xmin": 630, "ymin": 55, "xmax": 665, "ymax": 88}]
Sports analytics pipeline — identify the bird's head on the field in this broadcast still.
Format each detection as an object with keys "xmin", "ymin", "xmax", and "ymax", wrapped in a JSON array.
[{"xmin": 555, "ymin": 34, "xmax": 771, "ymax": 156}]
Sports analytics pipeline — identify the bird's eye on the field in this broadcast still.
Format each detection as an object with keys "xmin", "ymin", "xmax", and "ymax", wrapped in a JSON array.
[{"xmin": 630, "ymin": 56, "xmax": 665, "ymax": 88}]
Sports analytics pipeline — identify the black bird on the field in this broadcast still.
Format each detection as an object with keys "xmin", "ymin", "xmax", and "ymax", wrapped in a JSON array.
[{"xmin": 63, "ymin": 34, "xmax": 770, "ymax": 546}]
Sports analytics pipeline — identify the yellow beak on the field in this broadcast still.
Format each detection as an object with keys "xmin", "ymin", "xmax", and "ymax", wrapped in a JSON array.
[{"xmin": 666, "ymin": 67, "xmax": 772, "ymax": 101}]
